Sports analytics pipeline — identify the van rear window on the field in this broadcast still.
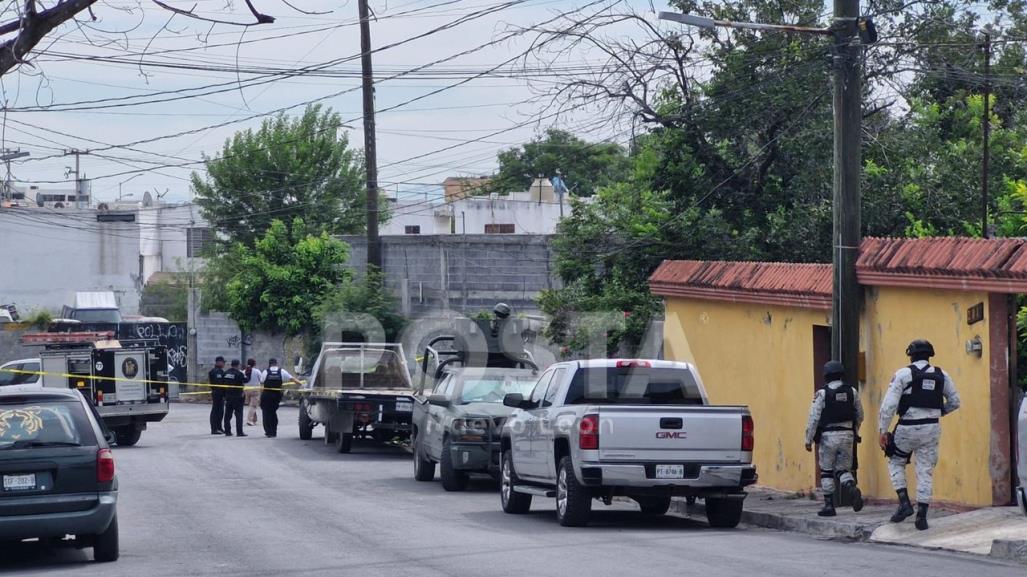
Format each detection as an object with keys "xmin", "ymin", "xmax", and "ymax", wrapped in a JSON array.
[{"xmin": 564, "ymin": 368, "xmax": 704, "ymax": 406}]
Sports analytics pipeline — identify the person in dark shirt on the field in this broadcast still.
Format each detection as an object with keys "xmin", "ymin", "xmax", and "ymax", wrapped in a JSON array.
[
  {"xmin": 223, "ymin": 359, "xmax": 248, "ymax": 437},
  {"xmin": 209, "ymin": 357, "xmax": 227, "ymax": 435}
]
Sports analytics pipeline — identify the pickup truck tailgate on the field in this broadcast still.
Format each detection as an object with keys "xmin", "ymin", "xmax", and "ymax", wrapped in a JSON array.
[{"xmin": 596, "ymin": 406, "xmax": 748, "ymax": 463}]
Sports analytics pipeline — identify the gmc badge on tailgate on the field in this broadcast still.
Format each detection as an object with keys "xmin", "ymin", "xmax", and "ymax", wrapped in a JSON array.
[{"xmin": 655, "ymin": 431, "xmax": 687, "ymax": 439}]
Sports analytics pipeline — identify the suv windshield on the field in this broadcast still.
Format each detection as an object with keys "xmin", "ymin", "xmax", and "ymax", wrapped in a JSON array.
[
  {"xmin": 0, "ymin": 399, "xmax": 96, "ymax": 449},
  {"xmin": 564, "ymin": 367, "xmax": 704, "ymax": 406},
  {"xmin": 71, "ymin": 309, "xmax": 122, "ymax": 323},
  {"xmin": 459, "ymin": 373, "xmax": 537, "ymax": 404}
]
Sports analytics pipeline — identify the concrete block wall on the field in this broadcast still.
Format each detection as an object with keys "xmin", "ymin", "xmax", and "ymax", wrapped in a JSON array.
[
  {"xmin": 194, "ymin": 311, "xmax": 242, "ymax": 371},
  {"xmin": 339, "ymin": 234, "xmax": 559, "ymax": 316}
]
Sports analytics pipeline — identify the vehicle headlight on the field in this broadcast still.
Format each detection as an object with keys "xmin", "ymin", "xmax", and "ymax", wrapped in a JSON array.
[{"xmin": 451, "ymin": 418, "xmax": 489, "ymax": 442}]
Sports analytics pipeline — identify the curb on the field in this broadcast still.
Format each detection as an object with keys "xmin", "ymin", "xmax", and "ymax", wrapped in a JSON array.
[
  {"xmin": 990, "ymin": 540, "xmax": 1027, "ymax": 564},
  {"xmin": 670, "ymin": 498, "xmax": 874, "ymax": 541}
]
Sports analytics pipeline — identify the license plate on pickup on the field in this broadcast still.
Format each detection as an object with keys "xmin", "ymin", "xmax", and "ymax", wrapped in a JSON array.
[
  {"xmin": 3, "ymin": 473, "xmax": 36, "ymax": 491},
  {"xmin": 395, "ymin": 402, "xmax": 413, "ymax": 413},
  {"xmin": 655, "ymin": 464, "xmax": 685, "ymax": 479}
]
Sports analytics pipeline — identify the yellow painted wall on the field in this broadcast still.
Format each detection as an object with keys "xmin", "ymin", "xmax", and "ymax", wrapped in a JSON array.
[
  {"xmin": 861, "ymin": 287, "xmax": 992, "ymax": 506},
  {"xmin": 663, "ymin": 287, "xmax": 995, "ymax": 506},
  {"xmin": 663, "ymin": 300, "xmax": 831, "ymax": 492}
]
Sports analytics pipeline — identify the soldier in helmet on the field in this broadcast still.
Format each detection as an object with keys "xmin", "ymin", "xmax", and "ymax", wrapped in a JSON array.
[
  {"xmin": 805, "ymin": 360, "xmax": 864, "ymax": 517},
  {"xmin": 878, "ymin": 339, "xmax": 961, "ymax": 530}
]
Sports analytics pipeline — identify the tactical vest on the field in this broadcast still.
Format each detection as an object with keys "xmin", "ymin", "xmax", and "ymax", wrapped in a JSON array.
[
  {"xmin": 898, "ymin": 364, "xmax": 945, "ymax": 415},
  {"xmin": 821, "ymin": 384, "xmax": 857, "ymax": 426},
  {"xmin": 264, "ymin": 367, "xmax": 283, "ymax": 389}
]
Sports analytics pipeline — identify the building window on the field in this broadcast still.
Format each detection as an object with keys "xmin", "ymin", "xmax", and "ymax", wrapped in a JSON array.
[
  {"xmin": 484, "ymin": 223, "xmax": 515, "ymax": 234},
  {"xmin": 404, "ymin": 225, "xmax": 421, "ymax": 235},
  {"xmin": 187, "ymin": 227, "xmax": 213, "ymax": 258}
]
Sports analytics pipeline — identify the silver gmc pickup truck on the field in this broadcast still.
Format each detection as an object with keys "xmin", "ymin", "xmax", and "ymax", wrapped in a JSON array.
[{"xmin": 499, "ymin": 359, "xmax": 756, "ymax": 527}]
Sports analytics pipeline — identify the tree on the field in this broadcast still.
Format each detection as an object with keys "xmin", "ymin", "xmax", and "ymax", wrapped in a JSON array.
[
  {"xmin": 309, "ymin": 270, "xmax": 407, "ymax": 358},
  {"xmin": 491, "ymin": 129, "xmax": 631, "ymax": 197},
  {"xmin": 139, "ymin": 281, "xmax": 188, "ymax": 322},
  {"xmin": 203, "ymin": 218, "xmax": 350, "ymax": 336},
  {"xmin": 192, "ymin": 105, "xmax": 366, "ymax": 249},
  {"xmin": 0, "ymin": 1, "xmax": 287, "ymax": 78}
]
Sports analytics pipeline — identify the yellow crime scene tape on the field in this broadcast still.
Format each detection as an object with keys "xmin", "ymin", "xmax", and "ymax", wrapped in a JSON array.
[{"xmin": 0, "ymin": 367, "xmax": 308, "ymax": 396}]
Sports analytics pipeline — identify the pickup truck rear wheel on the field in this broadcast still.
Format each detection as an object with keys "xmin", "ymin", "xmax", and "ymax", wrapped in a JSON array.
[
  {"xmin": 114, "ymin": 427, "xmax": 141, "ymax": 447},
  {"xmin": 556, "ymin": 456, "xmax": 591, "ymax": 527},
  {"xmin": 635, "ymin": 496, "xmax": 672, "ymax": 516},
  {"xmin": 500, "ymin": 450, "xmax": 531, "ymax": 514},
  {"xmin": 705, "ymin": 497, "xmax": 744, "ymax": 528},
  {"xmin": 298, "ymin": 402, "xmax": 314, "ymax": 440},
  {"xmin": 336, "ymin": 432, "xmax": 353, "ymax": 454},
  {"xmin": 413, "ymin": 433, "xmax": 436, "ymax": 482},
  {"xmin": 440, "ymin": 438, "xmax": 469, "ymax": 491}
]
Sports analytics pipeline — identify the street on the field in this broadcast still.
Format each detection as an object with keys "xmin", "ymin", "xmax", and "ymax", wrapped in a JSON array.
[{"xmin": 0, "ymin": 402, "xmax": 1022, "ymax": 576}]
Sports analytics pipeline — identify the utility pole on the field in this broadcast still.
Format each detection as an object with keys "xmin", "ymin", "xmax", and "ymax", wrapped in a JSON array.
[
  {"xmin": 0, "ymin": 149, "xmax": 29, "ymax": 203},
  {"xmin": 660, "ymin": 7, "xmax": 874, "ymax": 381},
  {"xmin": 64, "ymin": 149, "xmax": 89, "ymax": 208},
  {"xmin": 358, "ymin": 0, "xmax": 381, "ymax": 269},
  {"xmin": 830, "ymin": 0, "xmax": 862, "ymax": 377},
  {"xmin": 981, "ymin": 32, "xmax": 992, "ymax": 238}
]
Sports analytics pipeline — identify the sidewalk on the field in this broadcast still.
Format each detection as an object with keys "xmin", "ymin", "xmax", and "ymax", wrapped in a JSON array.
[{"xmin": 671, "ymin": 489, "xmax": 1027, "ymax": 564}]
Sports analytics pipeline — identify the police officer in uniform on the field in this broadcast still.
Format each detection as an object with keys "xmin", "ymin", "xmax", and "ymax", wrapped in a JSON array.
[
  {"xmin": 805, "ymin": 360, "xmax": 864, "ymax": 517},
  {"xmin": 260, "ymin": 359, "xmax": 300, "ymax": 438},
  {"xmin": 878, "ymin": 339, "xmax": 961, "ymax": 530},
  {"xmin": 223, "ymin": 359, "xmax": 248, "ymax": 437},
  {"xmin": 208, "ymin": 356, "xmax": 227, "ymax": 435}
]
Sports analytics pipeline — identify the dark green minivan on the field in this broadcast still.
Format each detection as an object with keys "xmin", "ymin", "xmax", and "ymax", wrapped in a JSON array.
[{"xmin": 0, "ymin": 388, "xmax": 119, "ymax": 562}]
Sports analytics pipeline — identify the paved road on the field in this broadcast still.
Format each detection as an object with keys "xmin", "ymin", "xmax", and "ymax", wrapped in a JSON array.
[{"xmin": 2, "ymin": 403, "xmax": 1023, "ymax": 576}]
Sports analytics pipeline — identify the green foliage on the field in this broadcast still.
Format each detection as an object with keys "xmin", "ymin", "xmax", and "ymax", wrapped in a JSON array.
[
  {"xmin": 315, "ymin": 270, "xmax": 407, "ymax": 342},
  {"xmin": 491, "ymin": 129, "xmax": 631, "ymax": 196},
  {"xmin": 202, "ymin": 218, "xmax": 350, "ymax": 335},
  {"xmin": 24, "ymin": 309, "xmax": 53, "ymax": 330},
  {"xmin": 191, "ymin": 104, "xmax": 366, "ymax": 248},
  {"xmin": 139, "ymin": 281, "xmax": 188, "ymax": 322}
]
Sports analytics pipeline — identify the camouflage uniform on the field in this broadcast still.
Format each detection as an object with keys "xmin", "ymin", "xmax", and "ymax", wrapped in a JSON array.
[
  {"xmin": 878, "ymin": 360, "xmax": 960, "ymax": 503},
  {"xmin": 806, "ymin": 380, "xmax": 864, "ymax": 495}
]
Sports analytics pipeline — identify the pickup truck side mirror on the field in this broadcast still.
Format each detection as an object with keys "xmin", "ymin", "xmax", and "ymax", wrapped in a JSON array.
[
  {"xmin": 504, "ymin": 393, "xmax": 535, "ymax": 410},
  {"xmin": 427, "ymin": 394, "xmax": 451, "ymax": 408}
]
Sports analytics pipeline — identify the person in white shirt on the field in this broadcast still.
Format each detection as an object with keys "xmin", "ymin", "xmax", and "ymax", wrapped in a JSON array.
[{"xmin": 244, "ymin": 358, "xmax": 263, "ymax": 426}]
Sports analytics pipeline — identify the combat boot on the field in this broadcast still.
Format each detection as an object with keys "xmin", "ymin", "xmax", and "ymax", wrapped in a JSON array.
[
  {"xmin": 843, "ymin": 480, "xmax": 864, "ymax": 512},
  {"xmin": 915, "ymin": 503, "xmax": 929, "ymax": 531},
  {"xmin": 817, "ymin": 494, "xmax": 836, "ymax": 517},
  {"xmin": 890, "ymin": 488, "xmax": 914, "ymax": 523}
]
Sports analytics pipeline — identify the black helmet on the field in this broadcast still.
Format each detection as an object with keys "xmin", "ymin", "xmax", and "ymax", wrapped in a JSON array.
[
  {"xmin": 493, "ymin": 302, "xmax": 512, "ymax": 319},
  {"xmin": 823, "ymin": 360, "xmax": 845, "ymax": 381},
  {"xmin": 905, "ymin": 339, "xmax": 935, "ymax": 358}
]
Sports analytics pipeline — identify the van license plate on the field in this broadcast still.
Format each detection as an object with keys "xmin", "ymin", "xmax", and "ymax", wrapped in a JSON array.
[
  {"xmin": 655, "ymin": 465, "xmax": 684, "ymax": 479},
  {"xmin": 3, "ymin": 473, "xmax": 36, "ymax": 491}
]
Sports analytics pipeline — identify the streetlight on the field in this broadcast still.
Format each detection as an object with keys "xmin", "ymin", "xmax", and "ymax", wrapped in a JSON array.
[
  {"xmin": 118, "ymin": 174, "xmax": 142, "ymax": 201},
  {"xmin": 658, "ymin": 7, "xmax": 876, "ymax": 382}
]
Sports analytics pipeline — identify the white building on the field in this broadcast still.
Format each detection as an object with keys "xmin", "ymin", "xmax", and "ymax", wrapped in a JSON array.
[{"xmin": 383, "ymin": 178, "xmax": 583, "ymax": 236}]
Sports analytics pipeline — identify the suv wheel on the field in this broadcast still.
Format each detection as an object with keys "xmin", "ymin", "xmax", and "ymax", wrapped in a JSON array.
[
  {"xmin": 440, "ymin": 438, "xmax": 469, "ymax": 491},
  {"xmin": 114, "ymin": 428, "xmax": 141, "ymax": 447},
  {"xmin": 298, "ymin": 402, "xmax": 314, "ymax": 440},
  {"xmin": 635, "ymin": 496, "xmax": 672, "ymax": 516},
  {"xmin": 500, "ymin": 450, "xmax": 531, "ymax": 514},
  {"xmin": 336, "ymin": 432, "xmax": 353, "ymax": 454},
  {"xmin": 413, "ymin": 432, "xmax": 436, "ymax": 482},
  {"xmin": 556, "ymin": 456, "xmax": 591, "ymax": 527},
  {"xmin": 93, "ymin": 515, "xmax": 119, "ymax": 562},
  {"xmin": 705, "ymin": 497, "xmax": 744, "ymax": 528}
]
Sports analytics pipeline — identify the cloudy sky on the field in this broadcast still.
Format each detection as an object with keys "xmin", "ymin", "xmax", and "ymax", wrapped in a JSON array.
[{"xmin": 0, "ymin": 0, "xmax": 658, "ymax": 204}]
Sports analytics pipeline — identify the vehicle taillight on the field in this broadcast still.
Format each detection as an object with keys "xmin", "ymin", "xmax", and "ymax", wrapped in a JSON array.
[
  {"xmin": 615, "ymin": 360, "xmax": 651, "ymax": 368},
  {"xmin": 741, "ymin": 415, "xmax": 754, "ymax": 452},
  {"xmin": 96, "ymin": 390, "xmax": 104, "ymax": 406},
  {"xmin": 579, "ymin": 414, "xmax": 599, "ymax": 450},
  {"xmin": 97, "ymin": 449, "xmax": 115, "ymax": 482}
]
